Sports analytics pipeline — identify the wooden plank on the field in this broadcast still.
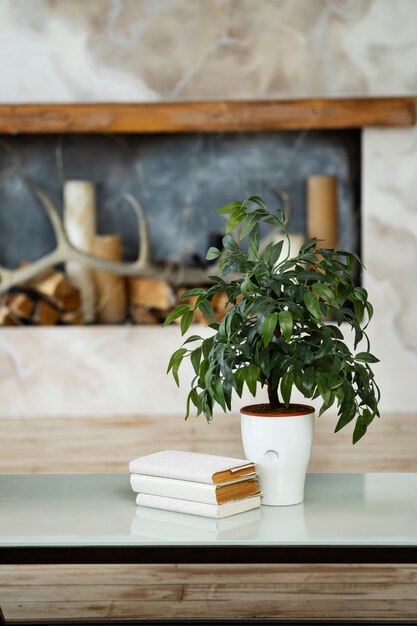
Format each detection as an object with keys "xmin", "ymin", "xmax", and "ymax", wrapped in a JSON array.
[
  {"xmin": 2, "ymin": 592, "xmax": 417, "ymax": 620},
  {"xmin": 2, "ymin": 594, "xmax": 417, "ymax": 624},
  {"xmin": 0, "ymin": 584, "xmax": 182, "ymax": 602},
  {"xmin": 2, "ymin": 564, "xmax": 417, "ymax": 586},
  {"xmin": 0, "ymin": 412, "xmax": 416, "ymax": 474},
  {"xmin": 0, "ymin": 98, "xmax": 414, "ymax": 134},
  {"xmin": 2, "ymin": 564, "xmax": 417, "ymax": 620}
]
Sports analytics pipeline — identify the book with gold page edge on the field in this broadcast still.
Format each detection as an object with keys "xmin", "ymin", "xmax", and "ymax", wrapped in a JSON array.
[
  {"xmin": 130, "ymin": 473, "xmax": 259, "ymax": 505},
  {"xmin": 129, "ymin": 450, "xmax": 255, "ymax": 484},
  {"xmin": 136, "ymin": 492, "xmax": 261, "ymax": 519}
]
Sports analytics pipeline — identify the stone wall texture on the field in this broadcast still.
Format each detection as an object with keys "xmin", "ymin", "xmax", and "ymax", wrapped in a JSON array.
[{"xmin": 1, "ymin": 0, "xmax": 417, "ymax": 103}]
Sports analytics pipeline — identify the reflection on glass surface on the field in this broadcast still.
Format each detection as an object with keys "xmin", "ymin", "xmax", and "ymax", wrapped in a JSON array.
[
  {"xmin": 131, "ymin": 507, "xmax": 262, "ymax": 541},
  {"xmin": 0, "ymin": 473, "xmax": 416, "ymax": 546}
]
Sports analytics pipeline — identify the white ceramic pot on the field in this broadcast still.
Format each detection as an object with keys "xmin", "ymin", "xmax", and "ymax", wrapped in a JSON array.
[{"xmin": 240, "ymin": 404, "xmax": 314, "ymax": 506}]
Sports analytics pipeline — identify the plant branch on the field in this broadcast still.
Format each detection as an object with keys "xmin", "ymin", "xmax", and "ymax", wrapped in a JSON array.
[{"xmin": 268, "ymin": 382, "xmax": 281, "ymax": 410}]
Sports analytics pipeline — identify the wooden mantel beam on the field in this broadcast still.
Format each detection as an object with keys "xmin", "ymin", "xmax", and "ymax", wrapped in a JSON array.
[{"xmin": 0, "ymin": 98, "xmax": 414, "ymax": 134}]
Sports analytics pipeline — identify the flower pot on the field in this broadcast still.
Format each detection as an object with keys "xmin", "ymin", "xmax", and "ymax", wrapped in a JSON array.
[{"xmin": 240, "ymin": 404, "xmax": 314, "ymax": 506}]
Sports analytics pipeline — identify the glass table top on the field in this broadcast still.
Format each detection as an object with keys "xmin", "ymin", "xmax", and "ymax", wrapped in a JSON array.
[{"xmin": 0, "ymin": 473, "xmax": 416, "ymax": 547}]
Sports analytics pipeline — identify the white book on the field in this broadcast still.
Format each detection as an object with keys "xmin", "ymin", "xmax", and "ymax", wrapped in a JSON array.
[
  {"xmin": 131, "ymin": 506, "xmax": 261, "ymax": 540},
  {"xmin": 136, "ymin": 492, "xmax": 261, "ymax": 519},
  {"xmin": 129, "ymin": 450, "xmax": 255, "ymax": 485},
  {"xmin": 130, "ymin": 473, "xmax": 259, "ymax": 505}
]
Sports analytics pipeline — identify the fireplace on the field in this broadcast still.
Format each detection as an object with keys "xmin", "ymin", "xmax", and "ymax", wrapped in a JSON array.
[
  {"xmin": 0, "ymin": 97, "xmax": 414, "ymax": 416},
  {"xmin": 2, "ymin": 97, "xmax": 411, "ymax": 327}
]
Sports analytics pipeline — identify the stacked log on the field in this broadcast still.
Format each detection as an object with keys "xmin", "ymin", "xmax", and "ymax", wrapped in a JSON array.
[
  {"xmin": 129, "ymin": 277, "xmax": 175, "ymax": 324},
  {"xmin": 0, "ymin": 269, "xmax": 83, "ymax": 326},
  {"xmin": 0, "ymin": 274, "xmax": 233, "ymax": 327},
  {"xmin": 93, "ymin": 235, "xmax": 127, "ymax": 324}
]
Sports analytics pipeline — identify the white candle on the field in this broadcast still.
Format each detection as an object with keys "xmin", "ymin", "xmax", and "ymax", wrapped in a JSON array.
[{"xmin": 64, "ymin": 180, "xmax": 97, "ymax": 322}]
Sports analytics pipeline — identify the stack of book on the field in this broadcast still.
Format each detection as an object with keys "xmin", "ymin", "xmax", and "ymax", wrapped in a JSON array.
[{"xmin": 129, "ymin": 450, "xmax": 261, "ymax": 519}]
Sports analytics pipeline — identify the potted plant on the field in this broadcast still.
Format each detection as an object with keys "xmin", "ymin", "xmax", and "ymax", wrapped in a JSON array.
[{"xmin": 164, "ymin": 197, "xmax": 380, "ymax": 505}]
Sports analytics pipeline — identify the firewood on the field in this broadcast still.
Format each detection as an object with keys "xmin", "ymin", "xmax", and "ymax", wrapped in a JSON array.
[
  {"xmin": 0, "ymin": 306, "xmax": 18, "ymax": 326},
  {"xmin": 56, "ymin": 289, "xmax": 82, "ymax": 312},
  {"xmin": 93, "ymin": 235, "xmax": 127, "ymax": 323},
  {"xmin": 30, "ymin": 269, "xmax": 70, "ymax": 297},
  {"xmin": 37, "ymin": 272, "xmax": 81, "ymax": 310},
  {"xmin": 6, "ymin": 293, "xmax": 35, "ymax": 319},
  {"xmin": 130, "ymin": 306, "xmax": 160, "ymax": 324},
  {"xmin": 307, "ymin": 175, "xmax": 338, "ymax": 248},
  {"xmin": 33, "ymin": 300, "xmax": 61, "ymax": 325},
  {"xmin": 61, "ymin": 310, "xmax": 84, "ymax": 325},
  {"xmin": 129, "ymin": 278, "xmax": 175, "ymax": 311},
  {"xmin": 26, "ymin": 268, "xmax": 81, "ymax": 311}
]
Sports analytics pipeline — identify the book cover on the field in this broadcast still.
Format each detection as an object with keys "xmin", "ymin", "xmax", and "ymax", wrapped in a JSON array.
[
  {"xmin": 130, "ymin": 473, "xmax": 259, "ymax": 504},
  {"xmin": 129, "ymin": 450, "xmax": 255, "ymax": 484},
  {"xmin": 135, "ymin": 492, "xmax": 261, "ymax": 519}
]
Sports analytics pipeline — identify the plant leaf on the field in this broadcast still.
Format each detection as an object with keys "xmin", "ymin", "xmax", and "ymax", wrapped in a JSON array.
[
  {"xmin": 246, "ymin": 364, "xmax": 259, "ymax": 396},
  {"xmin": 241, "ymin": 275, "xmax": 259, "ymax": 299},
  {"xmin": 269, "ymin": 240, "xmax": 284, "ymax": 266},
  {"xmin": 182, "ymin": 335, "xmax": 202, "ymax": 345},
  {"xmin": 278, "ymin": 310, "xmax": 293, "ymax": 341},
  {"xmin": 355, "ymin": 352, "xmax": 380, "ymax": 364},
  {"xmin": 180, "ymin": 288, "xmax": 207, "ymax": 299},
  {"xmin": 302, "ymin": 367, "xmax": 315, "ymax": 393},
  {"xmin": 281, "ymin": 371, "xmax": 293, "ymax": 406},
  {"xmin": 180, "ymin": 310, "xmax": 194, "ymax": 335},
  {"xmin": 248, "ymin": 195, "xmax": 267, "ymax": 208},
  {"xmin": 167, "ymin": 348, "xmax": 187, "ymax": 386},
  {"xmin": 240, "ymin": 214, "xmax": 258, "ymax": 240},
  {"xmin": 216, "ymin": 201, "xmax": 244, "ymax": 215},
  {"xmin": 226, "ymin": 211, "xmax": 246, "ymax": 233},
  {"xmin": 312, "ymin": 282, "xmax": 334, "ymax": 303},
  {"xmin": 198, "ymin": 299, "xmax": 217, "ymax": 324},
  {"xmin": 248, "ymin": 223, "xmax": 260, "ymax": 259},
  {"xmin": 222, "ymin": 233, "xmax": 239, "ymax": 251},
  {"xmin": 190, "ymin": 347, "xmax": 202, "ymax": 375},
  {"xmin": 206, "ymin": 247, "xmax": 220, "ymax": 261},
  {"xmin": 163, "ymin": 304, "xmax": 191, "ymax": 326},
  {"xmin": 234, "ymin": 367, "xmax": 246, "ymax": 397},
  {"xmin": 214, "ymin": 378, "xmax": 227, "ymax": 411},
  {"xmin": 262, "ymin": 313, "xmax": 278, "ymax": 347},
  {"xmin": 304, "ymin": 291, "xmax": 321, "ymax": 321},
  {"xmin": 166, "ymin": 347, "xmax": 187, "ymax": 373}
]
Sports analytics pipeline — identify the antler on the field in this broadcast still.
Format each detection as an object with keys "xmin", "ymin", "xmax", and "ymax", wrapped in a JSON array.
[{"xmin": 0, "ymin": 175, "xmax": 215, "ymax": 294}]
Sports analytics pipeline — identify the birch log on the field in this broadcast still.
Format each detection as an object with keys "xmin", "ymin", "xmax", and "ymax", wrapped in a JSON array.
[
  {"xmin": 63, "ymin": 181, "xmax": 96, "ymax": 322},
  {"xmin": 307, "ymin": 175, "xmax": 339, "ymax": 248},
  {"xmin": 92, "ymin": 235, "xmax": 127, "ymax": 323}
]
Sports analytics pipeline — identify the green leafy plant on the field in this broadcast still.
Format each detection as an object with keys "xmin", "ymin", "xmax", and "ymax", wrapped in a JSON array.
[{"xmin": 164, "ymin": 197, "xmax": 380, "ymax": 443}]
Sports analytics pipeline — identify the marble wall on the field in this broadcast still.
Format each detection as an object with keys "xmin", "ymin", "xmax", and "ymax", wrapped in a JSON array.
[
  {"xmin": 363, "ymin": 124, "xmax": 417, "ymax": 411},
  {"xmin": 0, "ymin": 0, "xmax": 417, "ymax": 419},
  {"xmin": 1, "ymin": 0, "xmax": 417, "ymax": 103}
]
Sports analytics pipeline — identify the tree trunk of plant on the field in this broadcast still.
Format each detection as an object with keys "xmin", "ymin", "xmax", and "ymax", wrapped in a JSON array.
[{"xmin": 267, "ymin": 382, "xmax": 281, "ymax": 410}]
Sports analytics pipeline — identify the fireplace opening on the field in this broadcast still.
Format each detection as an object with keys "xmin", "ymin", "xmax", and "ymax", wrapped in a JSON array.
[{"xmin": 0, "ymin": 129, "xmax": 361, "ymax": 326}]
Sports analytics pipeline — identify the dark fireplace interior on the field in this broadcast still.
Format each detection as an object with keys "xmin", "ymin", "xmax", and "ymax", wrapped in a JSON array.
[{"xmin": 0, "ymin": 129, "xmax": 361, "ymax": 325}]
